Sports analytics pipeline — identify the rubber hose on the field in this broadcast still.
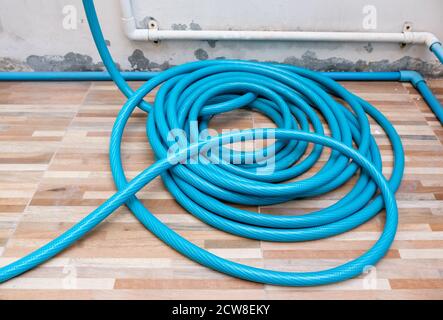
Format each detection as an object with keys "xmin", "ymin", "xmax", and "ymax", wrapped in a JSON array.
[{"xmin": 0, "ymin": 0, "xmax": 405, "ymax": 286}]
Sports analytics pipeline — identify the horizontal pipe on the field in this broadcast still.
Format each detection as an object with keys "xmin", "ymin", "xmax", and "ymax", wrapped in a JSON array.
[
  {"xmin": 0, "ymin": 70, "xmax": 402, "ymax": 82},
  {"xmin": 0, "ymin": 71, "xmax": 157, "ymax": 81},
  {"xmin": 0, "ymin": 70, "xmax": 419, "ymax": 83},
  {"xmin": 322, "ymin": 71, "xmax": 400, "ymax": 81}
]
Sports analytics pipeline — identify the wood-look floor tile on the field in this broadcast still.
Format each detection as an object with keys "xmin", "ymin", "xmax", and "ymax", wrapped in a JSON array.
[{"xmin": 0, "ymin": 80, "xmax": 442, "ymax": 299}]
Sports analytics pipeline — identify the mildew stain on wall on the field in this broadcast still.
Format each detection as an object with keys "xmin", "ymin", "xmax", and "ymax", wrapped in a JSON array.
[{"xmin": 2, "ymin": 50, "xmax": 442, "ymax": 77}]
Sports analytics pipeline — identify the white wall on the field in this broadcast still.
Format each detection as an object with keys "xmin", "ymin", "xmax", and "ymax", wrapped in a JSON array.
[{"xmin": 0, "ymin": 0, "xmax": 442, "ymax": 75}]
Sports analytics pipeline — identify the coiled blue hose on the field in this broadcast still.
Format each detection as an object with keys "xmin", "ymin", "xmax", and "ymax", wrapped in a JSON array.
[{"xmin": 0, "ymin": 0, "xmax": 406, "ymax": 286}]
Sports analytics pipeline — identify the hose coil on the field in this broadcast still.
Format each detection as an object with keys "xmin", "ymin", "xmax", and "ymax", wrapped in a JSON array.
[{"xmin": 109, "ymin": 59, "xmax": 405, "ymax": 286}]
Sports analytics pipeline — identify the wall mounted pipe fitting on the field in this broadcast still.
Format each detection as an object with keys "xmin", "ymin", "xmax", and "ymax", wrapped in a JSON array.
[{"xmin": 431, "ymin": 42, "xmax": 443, "ymax": 63}]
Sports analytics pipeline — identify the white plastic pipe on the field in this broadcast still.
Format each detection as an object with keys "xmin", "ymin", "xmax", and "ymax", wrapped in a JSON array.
[
  {"xmin": 119, "ymin": 0, "xmax": 440, "ymax": 48},
  {"xmin": 120, "ymin": 0, "xmax": 147, "ymax": 41}
]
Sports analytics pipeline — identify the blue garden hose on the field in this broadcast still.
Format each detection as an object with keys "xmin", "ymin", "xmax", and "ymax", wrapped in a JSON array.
[
  {"xmin": 0, "ymin": 71, "xmax": 157, "ymax": 81},
  {"xmin": 0, "ymin": 0, "xmax": 412, "ymax": 286}
]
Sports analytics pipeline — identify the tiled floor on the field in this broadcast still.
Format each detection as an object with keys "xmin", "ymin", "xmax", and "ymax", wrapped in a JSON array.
[{"xmin": 0, "ymin": 79, "xmax": 442, "ymax": 299}]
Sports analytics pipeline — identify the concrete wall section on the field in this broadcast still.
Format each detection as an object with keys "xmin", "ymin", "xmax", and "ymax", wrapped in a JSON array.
[{"xmin": 0, "ymin": 0, "xmax": 442, "ymax": 76}]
